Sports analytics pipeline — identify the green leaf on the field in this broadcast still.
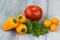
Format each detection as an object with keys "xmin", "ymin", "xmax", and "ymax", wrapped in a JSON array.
[
  {"xmin": 25, "ymin": 19, "xmax": 33, "ymax": 33},
  {"xmin": 25, "ymin": 19, "xmax": 49, "ymax": 37}
]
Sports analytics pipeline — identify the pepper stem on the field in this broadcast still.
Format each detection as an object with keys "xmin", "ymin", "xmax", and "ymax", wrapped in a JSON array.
[
  {"xmin": 13, "ymin": 19, "xmax": 17, "ymax": 23},
  {"xmin": 18, "ymin": 16, "xmax": 22, "ymax": 19},
  {"xmin": 21, "ymin": 28, "xmax": 25, "ymax": 33}
]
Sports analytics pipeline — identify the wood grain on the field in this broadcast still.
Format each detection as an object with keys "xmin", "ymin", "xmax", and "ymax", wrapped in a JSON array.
[
  {"xmin": 0, "ymin": 0, "xmax": 6, "ymax": 12},
  {"xmin": 0, "ymin": 0, "xmax": 20, "ymax": 40},
  {"xmin": 47, "ymin": 0, "xmax": 60, "ymax": 40}
]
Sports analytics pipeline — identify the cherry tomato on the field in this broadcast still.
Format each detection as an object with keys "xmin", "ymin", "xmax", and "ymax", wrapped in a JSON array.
[{"xmin": 24, "ymin": 5, "xmax": 43, "ymax": 21}]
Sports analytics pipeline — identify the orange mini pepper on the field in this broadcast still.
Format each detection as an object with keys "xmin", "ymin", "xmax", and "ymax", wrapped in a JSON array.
[{"xmin": 2, "ymin": 17, "xmax": 18, "ymax": 31}]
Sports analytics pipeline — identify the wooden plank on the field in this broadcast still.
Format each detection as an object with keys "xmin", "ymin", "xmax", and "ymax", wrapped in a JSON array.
[
  {"xmin": 47, "ymin": 0, "xmax": 60, "ymax": 40},
  {"xmin": 19, "ymin": 0, "xmax": 48, "ymax": 40},
  {"xmin": 0, "ymin": 0, "xmax": 6, "ymax": 11},
  {"xmin": 0, "ymin": 0, "xmax": 23, "ymax": 40},
  {"xmin": 19, "ymin": 34, "xmax": 46, "ymax": 40},
  {"xmin": 0, "ymin": 30, "xmax": 18, "ymax": 40}
]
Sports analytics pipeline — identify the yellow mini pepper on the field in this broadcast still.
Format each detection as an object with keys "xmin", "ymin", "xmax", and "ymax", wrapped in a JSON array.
[
  {"xmin": 16, "ymin": 14, "xmax": 26, "ymax": 23},
  {"xmin": 2, "ymin": 17, "xmax": 18, "ymax": 31},
  {"xmin": 16, "ymin": 24, "xmax": 27, "ymax": 35}
]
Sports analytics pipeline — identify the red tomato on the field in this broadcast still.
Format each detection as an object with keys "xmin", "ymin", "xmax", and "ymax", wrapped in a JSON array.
[{"xmin": 24, "ymin": 5, "xmax": 43, "ymax": 21}]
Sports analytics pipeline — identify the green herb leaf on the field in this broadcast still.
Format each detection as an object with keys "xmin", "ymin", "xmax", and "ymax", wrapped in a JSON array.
[{"xmin": 25, "ymin": 19, "xmax": 48, "ymax": 37}]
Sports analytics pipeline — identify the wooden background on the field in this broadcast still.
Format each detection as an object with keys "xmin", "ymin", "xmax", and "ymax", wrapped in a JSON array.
[{"xmin": 0, "ymin": 0, "xmax": 60, "ymax": 40}]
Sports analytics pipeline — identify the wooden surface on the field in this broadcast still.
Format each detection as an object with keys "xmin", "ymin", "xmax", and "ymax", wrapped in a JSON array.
[
  {"xmin": 47, "ymin": 0, "xmax": 60, "ymax": 40},
  {"xmin": 0, "ymin": 0, "xmax": 60, "ymax": 40}
]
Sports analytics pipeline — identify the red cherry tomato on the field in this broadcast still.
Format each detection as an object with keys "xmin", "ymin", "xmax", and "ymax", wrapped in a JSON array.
[{"xmin": 24, "ymin": 5, "xmax": 43, "ymax": 21}]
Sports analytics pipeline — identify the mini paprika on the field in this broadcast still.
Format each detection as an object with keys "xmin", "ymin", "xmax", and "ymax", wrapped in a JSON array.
[
  {"xmin": 2, "ymin": 17, "xmax": 18, "ymax": 31},
  {"xmin": 16, "ymin": 24, "xmax": 27, "ymax": 35},
  {"xmin": 16, "ymin": 14, "xmax": 26, "ymax": 23}
]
